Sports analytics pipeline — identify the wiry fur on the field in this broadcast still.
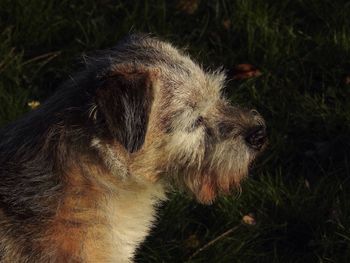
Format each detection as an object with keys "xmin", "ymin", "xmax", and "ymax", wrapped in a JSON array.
[{"xmin": 0, "ymin": 34, "xmax": 266, "ymax": 262}]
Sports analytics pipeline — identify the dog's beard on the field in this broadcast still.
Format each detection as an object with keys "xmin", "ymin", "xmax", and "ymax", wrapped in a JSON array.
[
  {"xmin": 182, "ymin": 164, "xmax": 248, "ymax": 205},
  {"xmin": 168, "ymin": 142, "xmax": 254, "ymax": 205}
]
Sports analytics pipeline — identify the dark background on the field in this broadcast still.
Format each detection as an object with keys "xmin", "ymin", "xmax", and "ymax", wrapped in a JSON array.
[{"xmin": 1, "ymin": 0, "xmax": 350, "ymax": 262}]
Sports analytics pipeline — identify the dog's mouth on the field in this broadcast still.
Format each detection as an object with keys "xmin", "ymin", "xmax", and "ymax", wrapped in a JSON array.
[
  {"xmin": 196, "ymin": 172, "xmax": 218, "ymax": 205},
  {"xmin": 170, "ymin": 141, "xmax": 265, "ymax": 205},
  {"xmin": 194, "ymin": 169, "xmax": 246, "ymax": 205}
]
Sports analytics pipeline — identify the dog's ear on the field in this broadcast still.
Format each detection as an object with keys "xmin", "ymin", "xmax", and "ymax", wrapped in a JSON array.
[{"xmin": 96, "ymin": 65, "xmax": 156, "ymax": 153}]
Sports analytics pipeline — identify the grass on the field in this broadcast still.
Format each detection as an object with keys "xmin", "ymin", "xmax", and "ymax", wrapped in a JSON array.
[{"xmin": 1, "ymin": 0, "xmax": 350, "ymax": 262}]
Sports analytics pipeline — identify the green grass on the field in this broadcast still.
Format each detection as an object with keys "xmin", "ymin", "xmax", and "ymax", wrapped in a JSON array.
[{"xmin": 1, "ymin": 0, "xmax": 350, "ymax": 262}]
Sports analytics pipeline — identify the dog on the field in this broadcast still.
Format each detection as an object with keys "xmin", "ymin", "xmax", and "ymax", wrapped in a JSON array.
[{"xmin": 0, "ymin": 34, "xmax": 267, "ymax": 262}]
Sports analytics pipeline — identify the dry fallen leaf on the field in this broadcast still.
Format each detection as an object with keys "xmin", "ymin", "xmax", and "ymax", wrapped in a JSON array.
[
  {"xmin": 229, "ymin": 64, "xmax": 262, "ymax": 80},
  {"xmin": 177, "ymin": 0, "xmax": 200, "ymax": 15},
  {"xmin": 242, "ymin": 213, "xmax": 256, "ymax": 225},
  {"xmin": 222, "ymin": 19, "xmax": 232, "ymax": 30},
  {"xmin": 344, "ymin": 75, "xmax": 350, "ymax": 85},
  {"xmin": 185, "ymin": 234, "xmax": 200, "ymax": 249},
  {"xmin": 305, "ymin": 179, "xmax": 310, "ymax": 189},
  {"xmin": 28, "ymin": 100, "xmax": 40, "ymax": 109}
]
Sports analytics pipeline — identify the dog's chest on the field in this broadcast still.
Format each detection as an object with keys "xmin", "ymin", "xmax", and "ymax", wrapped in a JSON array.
[
  {"xmin": 48, "ymin": 179, "xmax": 165, "ymax": 263},
  {"xmin": 100, "ymin": 183, "xmax": 166, "ymax": 262}
]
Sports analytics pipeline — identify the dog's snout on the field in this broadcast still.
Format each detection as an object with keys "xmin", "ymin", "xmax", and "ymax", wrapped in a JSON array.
[{"xmin": 245, "ymin": 126, "xmax": 267, "ymax": 151}]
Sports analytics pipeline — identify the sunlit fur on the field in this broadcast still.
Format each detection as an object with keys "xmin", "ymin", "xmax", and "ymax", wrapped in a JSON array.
[
  {"xmin": 118, "ymin": 38, "xmax": 265, "ymax": 205},
  {"xmin": 0, "ymin": 34, "xmax": 265, "ymax": 262}
]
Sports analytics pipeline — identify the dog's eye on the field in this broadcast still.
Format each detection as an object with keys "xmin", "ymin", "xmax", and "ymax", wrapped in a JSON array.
[
  {"xmin": 196, "ymin": 116, "xmax": 204, "ymax": 125},
  {"xmin": 195, "ymin": 116, "xmax": 204, "ymax": 126},
  {"xmin": 191, "ymin": 116, "xmax": 203, "ymax": 129}
]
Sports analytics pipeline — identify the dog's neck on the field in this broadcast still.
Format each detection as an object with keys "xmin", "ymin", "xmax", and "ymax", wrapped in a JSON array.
[
  {"xmin": 40, "ymin": 138, "xmax": 167, "ymax": 262},
  {"xmin": 91, "ymin": 137, "xmax": 163, "ymax": 184},
  {"xmin": 91, "ymin": 137, "xmax": 130, "ymax": 179}
]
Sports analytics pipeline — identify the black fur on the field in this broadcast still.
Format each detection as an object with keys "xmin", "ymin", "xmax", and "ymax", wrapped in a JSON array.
[{"xmin": 0, "ymin": 35, "xmax": 156, "ymax": 258}]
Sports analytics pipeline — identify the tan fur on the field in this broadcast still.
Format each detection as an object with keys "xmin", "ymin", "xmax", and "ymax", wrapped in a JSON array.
[
  {"xmin": 0, "ymin": 35, "xmax": 266, "ymax": 262},
  {"xmin": 41, "ymin": 156, "xmax": 166, "ymax": 263}
]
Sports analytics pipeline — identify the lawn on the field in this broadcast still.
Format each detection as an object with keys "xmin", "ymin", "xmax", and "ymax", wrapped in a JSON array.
[{"xmin": 1, "ymin": 0, "xmax": 350, "ymax": 262}]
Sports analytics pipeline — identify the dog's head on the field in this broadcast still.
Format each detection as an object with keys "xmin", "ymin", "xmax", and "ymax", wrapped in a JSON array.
[{"xmin": 90, "ymin": 34, "xmax": 266, "ymax": 204}]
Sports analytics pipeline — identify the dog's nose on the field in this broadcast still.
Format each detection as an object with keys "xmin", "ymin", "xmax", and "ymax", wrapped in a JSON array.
[{"xmin": 245, "ymin": 125, "xmax": 267, "ymax": 151}]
